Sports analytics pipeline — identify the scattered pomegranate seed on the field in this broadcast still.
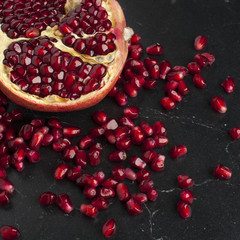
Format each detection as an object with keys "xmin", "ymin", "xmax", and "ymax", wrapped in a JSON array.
[
  {"xmin": 39, "ymin": 192, "xmax": 56, "ymax": 205},
  {"xmin": 56, "ymin": 193, "xmax": 74, "ymax": 214},
  {"xmin": 126, "ymin": 198, "xmax": 143, "ymax": 215},
  {"xmin": 139, "ymin": 179, "xmax": 154, "ymax": 193},
  {"xmin": 131, "ymin": 127, "xmax": 145, "ymax": 145},
  {"xmin": 161, "ymin": 97, "xmax": 176, "ymax": 110},
  {"xmin": 123, "ymin": 106, "xmax": 139, "ymax": 119},
  {"xmin": 0, "ymin": 226, "xmax": 20, "ymax": 240},
  {"xmin": 168, "ymin": 89, "xmax": 182, "ymax": 102},
  {"xmin": 131, "ymin": 34, "xmax": 141, "ymax": 44},
  {"xmin": 125, "ymin": 168, "xmax": 137, "ymax": 181},
  {"xmin": 194, "ymin": 35, "xmax": 207, "ymax": 51},
  {"xmin": 83, "ymin": 187, "xmax": 97, "ymax": 199},
  {"xmin": 213, "ymin": 164, "xmax": 232, "ymax": 179},
  {"xmin": 0, "ymin": 179, "xmax": 14, "ymax": 194},
  {"xmin": 136, "ymin": 169, "xmax": 151, "ymax": 182},
  {"xmin": 92, "ymin": 111, "xmax": 108, "ymax": 125},
  {"xmin": 201, "ymin": 52, "xmax": 215, "ymax": 66},
  {"xmin": 109, "ymin": 150, "xmax": 127, "ymax": 162},
  {"xmin": 159, "ymin": 60, "xmax": 172, "ymax": 80},
  {"xmin": 54, "ymin": 163, "xmax": 69, "ymax": 180},
  {"xmin": 146, "ymin": 43, "xmax": 163, "ymax": 55},
  {"xmin": 170, "ymin": 145, "xmax": 187, "ymax": 159},
  {"xmin": 151, "ymin": 154, "xmax": 165, "ymax": 171},
  {"xmin": 177, "ymin": 201, "xmax": 192, "ymax": 219},
  {"xmin": 112, "ymin": 165, "xmax": 126, "ymax": 181},
  {"xmin": 167, "ymin": 71, "xmax": 185, "ymax": 82},
  {"xmin": 139, "ymin": 121, "xmax": 153, "ymax": 136},
  {"xmin": 76, "ymin": 173, "xmax": 98, "ymax": 188},
  {"xmin": 67, "ymin": 166, "xmax": 82, "ymax": 181},
  {"xmin": 102, "ymin": 177, "xmax": 118, "ymax": 188},
  {"xmin": 210, "ymin": 96, "xmax": 227, "ymax": 113},
  {"xmin": 130, "ymin": 156, "xmax": 146, "ymax": 170},
  {"xmin": 79, "ymin": 135, "xmax": 94, "ymax": 149},
  {"xmin": 178, "ymin": 80, "xmax": 190, "ymax": 95},
  {"xmin": 116, "ymin": 183, "xmax": 130, "ymax": 202},
  {"xmin": 221, "ymin": 77, "xmax": 235, "ymax": 93},
  {"xmin": 62, "ymin": 127, "xmax": 81, "ymax": 138},
  {"xmin": 188, "ymin": 62, "xmax": 201, "ymax": 75},
  {"xmin": 230, "ymin": 127, "xmax": 240, "ymax": 139},
  {"xmin": 132, "ymin": 193, "xmax": 148, "ymax": 203},
  {"xmin": 102, "ymin": 218, "xmax": 117, "ymax": 238},
  {"xmin": 93, "ymin": 171, "xmax": 105, "ymax": 184},
  {"xmin": 147, "ymin": 188, "xmax": 158, "ymax": 202},
  {"xmin": 80, "ymin": 204, "xmax": 99, "ymax": 218},
  {"xmin": 193, "ymin": 74, "xmax": 206, "ymax": 88},
  {"xmin": 115, "ymin": 91, "xmax": 128, "ymax": 106},
  {"xmin": 91, "ymin": 197, "xmax": 109, "ymax": 210},
  {"xmin": 177, "ymin": 175, "xmax": 194, "ymax": 189},
  {"xmin": 180, "ymin": 190, "xmax": 194, "ymax": 204}
]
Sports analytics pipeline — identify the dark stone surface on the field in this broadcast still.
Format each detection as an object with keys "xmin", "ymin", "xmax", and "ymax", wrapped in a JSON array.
[{"xmin": 2, "ymin": 0, "xmax": 240, "ymax": 239}]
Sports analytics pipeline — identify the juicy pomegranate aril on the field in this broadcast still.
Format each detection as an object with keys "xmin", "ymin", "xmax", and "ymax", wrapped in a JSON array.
[
  {"xmin": 177, "ymin": 201, "xmax": 192, "ymax": 219},
  {"xmin": 80, "ymin": 204, "xmax": 99, "ymax": 218},
  {"xmin": 170, "ymin": 145, "xmax": 187, "ymax": 159},
  {"xmin": 213, "ymin": 164, "xmax": 232, "ymax": 179},
  {"xmin": 0, "ymin": 226, "xmax": 20, "ymax": 240},
  {"xmin": 56, "ymin": 193, "xmax": 74, "ymax": 214},
  {"xmin": 146, "ymin": 43, "xmax": 163, "ymax": 55},
  {"xmin": 180, "ymin": 190, "xmax": 194, "ymax": 205},
  {"xmin": 177, "ymin": 175, "xmax": 194, "ymax": 189},
  {"xmin": 230, "ymin": 127, "xmax": 240, "ymax": 139},
  {"xmin": 126, "ymin": 198, "xmax": 143, "ymax": 215},
  {"xmin": 39, "ymin": 192, "xmax": 56, "ymax": 205},
  {"xmin": 194, "ymin": 35, "xmax": 207, "ymax": 51},
  {"xmin": 210, "ymin": 96, "xmax": 227, "ymax": 113},
  {"xmin": 221, "ymin": 77, "xmax": 235, "ymax": 93},
  {"xmin": 102, "ymin": 218, "xmax": 117, "ymax": 238}
]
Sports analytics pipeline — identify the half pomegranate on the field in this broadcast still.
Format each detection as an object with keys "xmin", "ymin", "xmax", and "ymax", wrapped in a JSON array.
[{"xmin": 0, "ymin": 0, "xmax": 132, "ymax": 112}]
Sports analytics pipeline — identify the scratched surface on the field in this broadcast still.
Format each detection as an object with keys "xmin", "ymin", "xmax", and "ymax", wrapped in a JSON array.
[{"xmin": 2, "ymin": 0, "xmax": 240, "ymax": 239}]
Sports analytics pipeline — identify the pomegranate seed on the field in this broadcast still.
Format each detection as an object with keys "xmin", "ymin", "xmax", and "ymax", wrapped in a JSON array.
[
  {"xmin": 30, "ymin": 119, "xmax": 45, "ymax": 127},
  {"xmin": 62, "ymin": 146, "xmax": 77, "ymax": 162},
  {"xmin": 139, "ymin": 179, "xmax": 154, "ymax": 193},
  {"xmin": 91, "ymin": 197, "xmax": 109, "ymax": 210},
  {"xmin": 210, "ymin": 96, "xmax": 227, "ymax": 113},
  {"xmin": 131, "ymin": 127, "xmax": 145, "ymax": 145},
  {"xmin": 130, "ymin": 75, "xmax": 145, "ymax": 90},
  {"xmin": 167, "ymin": 71, "xmax": 185, "ymax": 82},
  {"xmin": 62, "ymin": 127, "xmax": 81, "ymax": 138},
  {"xmin": 109, "ymin": 150, "xmax": 127, "ymax": 162},
  {"xmin": 201, "ymin": 52, "xmax": 215, "ymax": 66},
  {"xmin": 0, "ymin": 179, "xmax": 14, "ymax": 194},
  {"xmin": 104, "ymin": 130, "xmax": 116, "ymax": 144},
  {"xmin": 168, "ymin": 89, "xmax": 182, "ymax": 102},
  {"xmin": 123, "ymin": 106, "xmax": 139, "ymax": 119},
  {"xmin": 115, "ymin": 91, "xmax": 128, "ymax": 106},
  {"xmin": 67, "ymin": 166, "xmax": 82, "ymax": 181},
  {"xmin": 147, "ymin": 188, "xmax": 158, "ymax": 201},
  {"xmin": 101, "ymin": 177, "xmax": 118, "ymax": 188},
  {"xmin": 29, "ymin": 131, "xmax": 44, "ymax": 151},
  {"xmin": 76, "ymin": 173, "xmax": 98, "ymax": 188},
  {"xmin": 39, "ymin": 192, "xmax": 56, "ymax": 205},
  {"xmin": 92, "ymin": 111, "xmax": 108, "ymax": 125},
  {"xmin": 148, "ymin": 64, "xmax": 160, "ymax": 79},
  {"xmin": 131, "ymin": 34, "xmax": 141, "ymax": 44},
  {"xmin": 116, "ymin": 183, "xmax": 130, "ymax": 202},
  {"xmin": 177, "ymin": 201, "xmax": 192, "ymax": 219},
  {"xmin": 48, "ymin": 118, "xmax": 62, "ymax": 129},
  {"xmin": 180, "ymin": 190, "xmax": 194, "ymax": 204},
  {"xmin": 170, "ymin": 145, "xmax": 187, "ymax": 159},
  {"xmin": 194, "ymin": 35, "xmax": 207, "ymax": 51},
  {"xmin": 56, "ymin": 193, "xmax": 73, "ymax": 214},
  {"xmin": 178, "ymin": 80, "xmax": 190, "ymax": 95},
  {"xmin": 8, "ymin": 137, "xmax": 24, "ymax": 152},
  {"xmin": 178, "ymin": 175, "xmax": 194, "ymax": 189},
  {"xmin": 136, "ymin": 169, "xmax": 151, "ymax": 182},
  {"xmin": 130, "ymin": 156, "xmax": 146, "ymax": 170},
  {"xmin": 0, "ymin": 226, "xmax": 20, "ymax": 240},
  {"xmin": 144, "ymin": 57, "xmax": 158, "ymax": 69},
  {"xmin": 222, "ymin": 77, "xmax": 235, "ymax": 93},
  {"xmin": 193, "ymin": 74, "xmax": 206, "ymax": 88},
  {"xmin": 83, "ymin": 187, "xmax": 97, "ymax": 199},
  {"xmin": 54, "ymin": 163, "xmax": 69, "ymax": 180},
  {"xmin": 146, "ymin": 43, "xmax": 163, "ymax": 55},
  {"xmin": 98, "ymin": 187, "xmax": 115, "ymax": 198},
  {"xmin": 52, "ymin": 138, "xmax": 71, "ymax": 152},
  {"xmin": 213, "ymin": 164, "xmax": 232, "ymax": 179},
  {"xmin": 75, "ymin": 150, "xmax": 88, "ymax": 168},
  {"xmin": 141, "ymin": 138, "xmax": 156, "ymax": 152},
  {"xmin": 108, "ymin": 84, "xmax": 119, "ymax": 97},
  {"xmin": 188, "ymin": 62, "xmax": 201, "ymax": 75},
  {"xmin": 0, "ymin": 191, "xmax": 10, "ymax": 205},
  {"xmin": 13, "ymin": 148, "xmax": 25, "ymax": 162},
  {"xmin": 18, "ymin": 124, "xmax": 34, "ymax": 140},
  {"xmin": 131, "ymin": 49, "xmax": 141, "ymax": 59},
  {"xmin": 103, "ymin": 118, "xmax": 118, "ymax": 131},
  {"xmin": 161, "ymin": 97, "xmax": 176, "ymax": 111},
  {"xmin": 125, "ymin": 168, "xmax": 137, "ymax": 181},
  {"xmin": 153, "ymin": 122, "xmax": 167, "ymax": 136},
  {"xmin": 80, "ymin": 204, "xmax": 98, "ymax": 218},
  {"xmin": 118, "ymin": 116, "xmax": 134, "ymax": 128},
  {"xmin": 88, "ymin": 144, "xmax": 102, "ymax": 166},
  {"xmin": 26, "ymin": 150, "xmax": 41, "ymax": 163},
  {"xmin": 142, "ymin": 150, "xmax": 157, "ymax": 163},
  {"xmin": 139, "ymin": 121, "xmax": 153, "ymax": 137},
  {"xmin": 79, "ymin": 135, "xmax": 94, "ymax": 149},
  {"xmin": 102, "ymin": 218, "xmax": 116, "ymax": 238},
  {"xmin": 112, "ymin": 165, "xmax": 125, "ymax": 181},
  {"xmin": 194, "ymin": 54, "xmax": 209, "ymax": 67},
  {"xmin": 143, "ymin": 79, "xmax": 157, "ymax": 90},
  {"xmin": 230, "ymin": 127, "xmax": 240, "ymax": 139},
  {"xmin": 132, "ymin": 193, "xmax": 148, "ymax": 203},
  {"xmin": 126, "ymin": 198, "xmax": 143, "ymax": 215},
  {"xmin": 159, "ymin": 60, "xmax": 172, "ymax": 80},
  {"xmin": 93, "ymin": 171, "xmax": 105, "ymax": 183},
  {"xmin": 114, "ymin": 127, "xmax": 129, "ymax": 142},
  {"xmin": 151, "ymin": 154, "xmax": 165, "ymax": 171},
  {"xmin": 26, "ymin": 27, "xmax": 40, "ymax": 38},
  {"xmin": 90, "ymin": 126, "xmax": 105, "ymax": 138},
  {"xmin": 164, "ymin": 81, "xmax": 179, "ymax": 92},
  {"xmin": 116, "ymin": 138, "xmax": 132, "ymax": 151}
]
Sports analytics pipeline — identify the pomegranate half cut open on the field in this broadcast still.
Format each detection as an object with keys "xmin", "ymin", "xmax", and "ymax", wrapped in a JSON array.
[{"xmin": 0, "ymin": 0, "xmax": 132, "ymax": 112}]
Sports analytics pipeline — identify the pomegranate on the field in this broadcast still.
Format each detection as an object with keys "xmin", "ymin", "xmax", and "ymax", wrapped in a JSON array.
[
  {"xmin": 102, "ymin": 218, "xmax": 117, "ymax": 238},
  {"xmin": 0, "ymin": 0, "xmax": 132, "ymax": 112},
  {"xmin": 0, "ymin": 226, "xmax": 20, "ymax": 240}
]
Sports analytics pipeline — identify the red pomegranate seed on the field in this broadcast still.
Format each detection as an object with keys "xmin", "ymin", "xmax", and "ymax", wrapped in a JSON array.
[
  {"xmin": 139, "ymin": 121, "xmax": 153, "ymax": 137},
  {"xmin": 67, "ymin": 166, "xmax": 82, "ymax": 181},
  {"xmin": 62, "ymin": 146, "xmax": 77, "ymax": 162},
  {"xmin": 177, "ymin": 201, "xmax": 192, "ymax": 219},
  {"xmin": 194, "ymin": 54, "xmax": 209, "ymax": 67},
  {"xmin": 102, "ymin": 218, "xmax": 116, "ymax": 238},
  {"xmin": 91, "ymin": 197, "xmax": 109, "ymax": 210},
  {"xmin": 178, "ymin": 80, "xmax": 190, "ymax": 95},
  {"xmin": 123, "ymin": 106, "xmax": 139, "ymax": 119},
  {"xmin": 76, "ymin": 173, "xmax": 98, "ymax": 188},
  {"xmin": 62, "ymin": 127, "xmax": 81, "ymax": 138},
  {"xmin": 0, "ymin": 226, "xmax": 20, "ymax": 240},
  {"xmin": 26, "ymin": 150, "xmax": 41, "ymax": 163},
  {"xmin": 194, "ymin": 35, "xmax": 207, "ymax": 51},
  {"xmin": 93, "ymin": 171, "xmax": 105, "ymax": 184},
  {"xmin": 79, "ymin": 135, "xmax": 94, "ymax": 149},
  {"xmin": 188, "ymin": 62, "xmax": 201, "ymax": 75},
  {"xmin": 29, "ymin": 132, "xmax": 44, "ymax": 151},
  {"xmin": 39, "ymin": 192, "xmax": 56, "ymax": 205},
  {"xmin": 116, "ymin": 138, "xmax": 131, "ymax": 151},
  {"xmin": 131, "ymin": 49, "xmax": 141, "ymax": 59},
  {"xmin": 18, "ymin": 124, "xmax": 34, "ymax": 140},
  {"xmin": 118, "ymin": 116, "xmax": 134, "ymax": 128},
  {"xmin": 80, "ymin": 204, "xmax": 98, "ymax": 218},
  {"xmin": 8, "ymin": 137, "xmax": 24, "ymax": 152},
  {"xmin": 92, "ymin": 111, "xmax": 108, "ymax": 125},
  {"xmin": 168, "ymin": 89, "xmax": 182, "ymax": 102},
  {"xmin": 116, "ymin": 183, "xmax": 130, "ymax": 202},
  {"xmin": 136, "ymin": 169, "xmax": 151, "ymax": 182},
  {"xmin": 115, "ymin": 91, "xmax": 128, "ymax": 106},
  {"xmin": 52, "ymin": 129, "xmax": 62, "ymax": 142},
  {"xmin": 12, "ymin": 161, "xmax": 24, "ymax": 172},
  {"xmin": 131, "ymin": 34, "xmax": 141, "ymax": 44},
  {"xmin": 147, "ymin": 188, "xmax": 158, "ymax": 202},
  {"xmin": 210, "ymin": 96, "xmax": 227, "ymax": 113},
  {"xmin": 0, "ymin": 191, "xmax": 10, "ymax": 205},
  {"xmin": 47, "ymin": 118, "xmax": 62, "ymax": 129},
  {"xmin": 141, "ymin": 138, "xmax": 156, "ymax": 152},
  {"xmin": 139, "ymin": 179, "xmax": 154, "ymax": 193},
  {"xmin": 114, "ymin": 127, "xmax": 129, "ymax": 142},
  {"xmin": 109, "ymin": 150, "xmax": 127, "ymax": 162},
  {"xmin": 56, "ymin": 193, "xmax": 73, "ymax": 214},
  {"xmin": 193, "ymin": 74, "xmax": 206, "ymax": 88},
  {"xmin": 108, "ymin": 84, "xmax": 119, "ymax": 97},
  {"xmin": 130, "ymin": 156, "xmax": 146, "ymax": 170},
  {"xmin": 146, "ymin": 43, "xmax": 163, "ymax": 55},
  {"xmin": 131, "ymin": 127, "xmax": 145, "ymax": 145},
  {"xmin": 164, "ymin": 81, "xmax": 179, "ymax": 92},
  {"xmin": 130, "ymin": 75, "xmax": 145, "ymax": 90},
  {"xmin": 151, "ymin": 154, "xmax": 165, "ymax": 171},
  {"xmin": 148, "ymin": 64, "xmax": 160, "ymax": 79},
  {"xmin": 75, "ymin": 150, "xmax": 87, "ymax": 168},
  {"xmin": 26, "ymin": 27, "xmax": 40, "ymax": 38},
  {"xmin": 90, "ymin": 126, "xmax": 105, "ymax": 138},
  {"xmin": 54, "ymin": 163, "xmax": 69, "ymax": 180},
  {"xmin": 143, "ymin": 78, "xmax": 157, "ymax": 90},
  {"xmin": 98, "ymin": 187, "xmax": 115, "ymax": 198},
  {"xmin": 125, "ymin": 168, "xmax": 137, "ymax": 181},
  {"xmin": 144, "ymin": 57, "xmax": 158, "ymax": 69},
  {"xmin": 132, "ymin": 193, "xmax": 148, "ymax": 203},
  {"xmin": 201, "ymin": 52, "xmax": 215, "ymax": 66},
  {"xmin": 161, "ymin": 97, "xmax": 176, "ymax": 111},
  {"xmin": 0, "ymin": 179, "xmax": 14, "ymax": 194},
  {"xmin": 221, "ymin": 77, "xmax": 235, "ymax": 93},
  {"xmin": 13, "ymin": 148, "xmax": 25, "ymax": 162},
  {"xmin": 230, "ymin": 127, "xmax": 240, "ymax": 139},
  {"xmin": 180, "ymin": 190, "xmax": 194, "ymax": 204},
  {"xmin": 178, "ymin": 175, "xmax": 194, "ymax": 189},
  {"xmin": 101, "ymin": 177, "xmax": 118, "ymax": 188},
  {"xmin": 213, "ymin": 164, "xmax": 232, "ymax": 179},
  {"xmin": 35, "ymin": 126, "xmax": 49, "ymax": 135},
  {"xmin": 167, "ymin": 71, "xmax": 185, "ymax": 82},
  {"xmin": 83, "ymin": 187, "xmax": 97, "ymax": 199},
  {"xmin": 142, "ymin": 150, "xmax": 157, "ymax": 163},
  {"xmin": 112, "ymin": 165, "xmax": 125, "ymax": 181},
  {"xmin": 30, "ymin": 119, "xmax": 45, "ymax": 127},
  {"xmin": 159, "ymin": 60, "xmax": 172, "ymax": 80},
  {"xmin": 170, "ymin": 145, "xmax": 187, "ymax": 159},
  {"xmin": 126, "ymin": 198, "xmax": 143, "ymax": 215},
  {"xmin": 103, "ymin": 118, "xmax": 118, "ymax": 131},
  {"xmin": 53, "ymin": 138, "xmax": 71, "ymax": 152},
  {"xmin": 88, "ymin": 144, "xmax": 102, "ymax": 166},
  {"xmin": 153, "ymin": 121, "xmax": 167, "ymax": 136},
  {"xmin": 104, "ymin": 130, "xmax": 116, "ymax": 144}
]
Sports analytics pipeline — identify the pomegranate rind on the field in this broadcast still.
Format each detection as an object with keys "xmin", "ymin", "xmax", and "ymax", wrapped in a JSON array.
[{"xmin": 0, "ymin": 0, "xmax": 129, "ymax": 112}]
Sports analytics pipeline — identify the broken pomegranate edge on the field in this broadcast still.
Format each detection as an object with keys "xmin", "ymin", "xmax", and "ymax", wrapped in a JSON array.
[{"xmin": 0, "ymin": 0, "xmax": 130, "ymax": 112}]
